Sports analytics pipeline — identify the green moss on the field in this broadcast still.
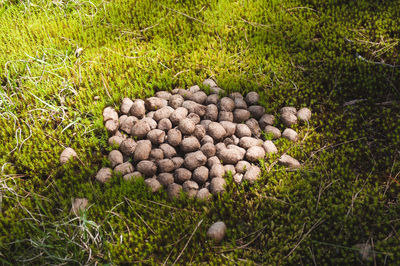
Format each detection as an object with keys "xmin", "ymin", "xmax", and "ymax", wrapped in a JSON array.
[{"xmin": 1, "ymin": 0, "xmax": 400, "ymax": 264}]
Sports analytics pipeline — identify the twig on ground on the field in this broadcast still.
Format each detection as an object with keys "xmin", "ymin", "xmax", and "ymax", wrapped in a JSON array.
[
  {"xmin": 172, "ymin": 219, "xmax": 203, "ymax": 265},
  {"xmin": 284, "ymin": 218, "xmax": 324, "ymax": 259}
]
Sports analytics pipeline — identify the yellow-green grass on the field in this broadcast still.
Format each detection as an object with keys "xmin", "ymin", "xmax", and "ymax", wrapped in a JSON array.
[{"xmin": 1, "ymin": 0, "xmax": 399, "ymax": 264}]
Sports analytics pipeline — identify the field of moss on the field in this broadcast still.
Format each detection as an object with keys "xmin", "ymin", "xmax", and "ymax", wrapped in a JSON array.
[{"xmin": 1, "ymin": 0, "xmax": 399, "ymax": 264}]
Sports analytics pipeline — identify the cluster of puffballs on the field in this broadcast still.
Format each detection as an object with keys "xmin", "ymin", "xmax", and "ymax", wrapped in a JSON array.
[{"xmin": 85, "ymin": 78, "xmax": 312, "ymax": 201}]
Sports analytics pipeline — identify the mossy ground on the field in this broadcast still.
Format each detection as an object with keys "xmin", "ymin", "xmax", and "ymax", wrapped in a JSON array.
[{"xmin": 1, "ymin": 0, "xmax": 399, "ymax": 264}]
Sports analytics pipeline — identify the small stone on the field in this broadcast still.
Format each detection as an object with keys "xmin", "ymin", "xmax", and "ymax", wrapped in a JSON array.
[
  {"xmin": 215, "ymin": 143, "xmax": 227, "ymax": 154},
  {"xmin": 120, "ymin": 138, "xmax": 137, "ymax": 156},
  {"xmin": 207, "ymin": 156, "xmax": 221, "ymax": 168},
  {"xmin": 235, "ymin": 124, "xmax": 252, "ymax": 138},
  {"xmin": 160, "ymin": 143, "xmax": 177, "ymax": 158},
  {"xmin": 146, "ymin": 111, "xmax": 155, "ymax": 119},
  {"xmin": 158, "ymin": 118, "xmax": 172, "ymax": 131},
  {"xmin": 203, "ymin": 78, "xmax": 217, "ymax": 88},
  {"xmin": 193, "ymin": 125, "xmax": 206, "ymax": 140},
  {"xmin": 121, "ymin": 98, "xmax": 134, "ymax": 115},
  {"xmin": 224, "ymin": 164, "xmax": 236, "ymax": 176},
  {"xmin": 218, "ymin": 148, "xmax": 244, "ymax": 164},
  {"xmin": 265, "ymin": 125, "xmax": 281, "ymax": 139},
  {"xmin": 187, "ymin": 113, "xmax": 201, "ymax": 124},
  {"xmin": 246, "ymin": 146, "xmax": 266, "ymax": 162},
  {"xmin": 108, "ymin": 136, "xmax": 124, "ymax": 147},
  {"xmin": 245, "ymin": 91, "xmax": 259, "ymax": 105},
  {"xmin": 105, "ymin": 119, "xmax": 119, "ymax": 134},
  {"xmin": 218, "ymin": 111, "xmax": 234, "ymax": 122},
  {"xmin": 281, "ymin": 112, "xmax": 297, "ymax": 127},
  {"xmin": 149, "ymin": 148, "xmax": 164, "ymax": 161},
  {"xmin": 157, "ymin": 173, "xmax": 174, "ymax": 186},
  {"xmin": 280, "ymin": 106, "xmax": 297, "ymax": 114},
  {"xmin": 184, "ymin": 151, "xmax": 207, "ymax": 170},
  {"xmin": 219, "ymin": 97, "xmax": 235, "ymax": 112},
  {"xmin": 103, "ymin": 107, "xmax": 118, "ymax": 122},
  {"xmin": 210, "ymin": 164, "xmax": 225, "ymax": 178},
  {"xmin": 158, "ymin": 159, "xmax": 175, "ymax": 173},
  {"xmin": 169, "ymin": 94, "xmax": 184, "ymax": 109},
  {"xmin": 183, "ymin": 180, "xmax": 199, "ymax": 197},
  {"xmin": 174, "ymin": 168, "xmax": 192, "ymax": 183},
  {"xmin": 147, "ymin": 129, "xmax": 166, "ymax": 145},
  {"xmin": 207, "ymin": 221, "xmax": 226, "ymax": 243},
  {"xmin": 232, "ymin": 135, "xmax": 240, "ymax": 145},
  {"xmin": 71, "ymin": 198, "xmax": 89, "ymax": 216},
  {"xmin": 180, "ymin": 136, "xmax": 201, "ymax": 153},
  {"xmin": 248, "ymin": 105, "xmax": 265, "ymax": 120},
  {"xmin": 170, "ymin": 107, "xmax": 188, "ymax": 125},
  {"xmin": 155, "ymin": 91, "xmax": 171, "ymax": 100},
  {"xmin": 205, "ymin": 94, "xmax": 219, "ymax": 105},
  {"xmin": 201, "ymin": 135, "xmax": 214, "ymax": 145},
  {"xmin": 134, "ymin": 140, "xmax": 152, "ymax": 161},
  {"xmin": 171, "ymin": 157, "xmax": 184, "ymax": 169},
  {"xmin": 211, "ymin": 86, "xmax": 225, "ymax": 94},
  {"xmin": 239, "ymin": 137, "xmax": 263, "ymax": 149},
  {"xmin": 353, "ymin": 243, "xmax": 373, "ymax": 261},
  {"xmin": 278, "ymin": 154, "xmax": 301, "ymax": 168},
  {"xmin": 233, "ymin": 109, "xmax": 251, "ymax": 123},
  {"xmin": 200, "ymin": 119, "xmax": 212, "ymax": 130},
  {"xmin": 207, "ymin": 122, "xmax": 227, "ymax": 141},
  {"xmin": 131, "ymin": 120, "xmax": 151, "ymax": 139},
  {"xmin": 137, "ymin": 160, "xmax": 157, "ymax": 177},
  {"xmin": 182, "ymin": 101, "xmax": 206, "ymax": 117},
  {"xmin": 120, "ymin": 116, "xmax": 138, "ymax": 134},
  {"xmin": 282, "ymin": 128, "xmax": 298, "ymax": 142},
  {"xmin": 204, "ymin": 104, "xmax": 219, "ymax": 121},
  {"xmin": 192, "ymin": 166, "xmax": 209, "ymax": 184},
  {"xmin": 119, "ymin": 115, "xmax": 128, "ymax": 126},
  {"xmin": 216, "ymin": 122, "xmax": 234, "ymax": 138},
  {"xmin": 123, "ymin": 171, "xmax": 142, "ymax": 182},
  {"xmin": 145, "ymin": 97, "xmax": 168, "ymax": 111},
  {"xmin": 60, "ymin": 147, "xmax": 77, "ymax": 165},
  {"xmin": 179, "ymin": 118, "xmax": 196, "ymax": 135},
  {"xmin": 176, "ymin": 88, "xmax": 192, "ymax": 99},
  {"xmin": 142, "ymin": 117, "xmax": 157, "ymax": 130},
  {"xmin": 243, "ymin": 165, "xmax": 261, "ymax": 184},
  {"xmin": 297, "ymin": 107, "xmax": 312, "ymax": 122},
  {"xmin": 108, "ymin": 150, "xmax": 123, "ymax": 168},
  {"xmin": 167, "ymin": 183, "xmax": 182, "ymax": 200},
  {"xmin": 153, "ymin": 106, "xmax": 174, "ymax": 121},
  {"xmin": 234, "ymin": 97, "xmax": 247, "ymax": 109},
  {"xmin": 227, "ymin": 144, "xmax": 246, "ymax": 158},
  {"xmin": 259, "ymin": 114, "xmax": 275, "ymax": 128},
  {"xmin": 235, "ymin": 160, "xmax": 251, "ymax": 174},
  {"xmin": 96, "ymin": 167, "xmax": 113, "ymax": 183},
  {"xmin": 188, "ymin": 85, "xmax": 201, "ymax": 93},
  {"xmin": 209, "ymin": 177, "xmax": 227, "ymax": 196},
  {"xmin": 200, "ymin": 143, "xmax": 216, "ymax": 158},
  {"xmin": 245, "ymin": 118, "xmax": 261, "ymax": 138},
  {"xmin": 190, "ymin": 91, "xmax": 207, "ymax": 104},
  {"xmin": 114, "ymin": 162, "xmax": 134, "ymax": 175},
  {"xmin": 144, "ymin": 178, "xmax": 162, "ymax": 193},
  {"xmin": 130, "ymin": 99, "xmax": 146, "ymax": 118},
  {"xmin": 233, "ymin": 173, "xmax": 243, "ymax": 184},
  {"xmin": 223, "ymin": 137, "xmax": 234, "ymax": 146},
  {"xmin": 229, "ymin": 92, "xmax": 243, "ymax": 99},
  {"xmin": 196, "ymin": 188, "xmax": 212, "ymax": 201},
  {"xmin": 263, "ymin": 140, "xmax": 278, "ymax": 154},
  {"xmin": 167, "ymin": 128, "xmax": 182, "ymax": 147}
]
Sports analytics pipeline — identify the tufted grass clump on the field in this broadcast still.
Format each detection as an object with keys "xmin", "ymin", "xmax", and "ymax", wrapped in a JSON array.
[{"xmin": 1, "ymin": 0, "xmax": 400, "ymax": 264}]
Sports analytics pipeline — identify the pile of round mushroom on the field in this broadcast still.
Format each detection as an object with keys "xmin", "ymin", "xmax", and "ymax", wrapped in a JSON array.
[{"xmin": 96, "ymin": 79, "xmax": 311, "ymax": 200}]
